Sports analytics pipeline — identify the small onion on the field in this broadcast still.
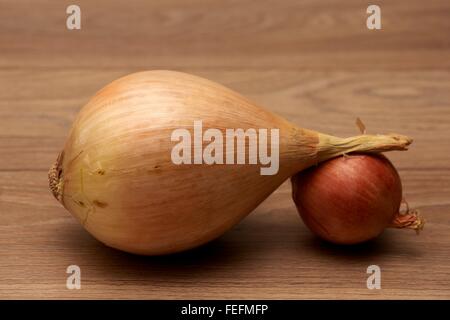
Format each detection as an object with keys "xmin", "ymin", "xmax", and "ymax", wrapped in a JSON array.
[{"xmin": 291, "ymin": 153, "xmax": 423, "ymax": 244}]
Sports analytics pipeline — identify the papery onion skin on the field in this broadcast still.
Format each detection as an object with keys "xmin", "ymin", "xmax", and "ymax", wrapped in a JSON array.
[{"xmin": 291, "ymin": 153, "xmax": 406, "ymax": 244}]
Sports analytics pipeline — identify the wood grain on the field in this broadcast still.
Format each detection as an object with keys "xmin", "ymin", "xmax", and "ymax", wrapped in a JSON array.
[
  {"xmin": 1, "ymin": 0, "xmax": 449, "ymax": 70},
  {"xmin": 0, "ymin": 0, "xmax": 449, "ymax": 299}
]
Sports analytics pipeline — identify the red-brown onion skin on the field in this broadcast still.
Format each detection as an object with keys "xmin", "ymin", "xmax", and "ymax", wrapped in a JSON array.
[{"xmin": 291, "ymin": 153, "xmax": 402, "ymax": 244}]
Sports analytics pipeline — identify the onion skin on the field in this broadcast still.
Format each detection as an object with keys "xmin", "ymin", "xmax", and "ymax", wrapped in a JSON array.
[
  {"xmin": 49, "ymin": 70, "xmax": 413, "ymax": 255},
  {"xmin": 291, "ymin": 153, "xmax": 422, "ymax": 244}
]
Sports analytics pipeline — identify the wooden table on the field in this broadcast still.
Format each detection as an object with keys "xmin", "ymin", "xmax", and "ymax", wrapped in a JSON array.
[{"xmin": 1, "ymin": 0, "xmax": 449, "ymax": 299}]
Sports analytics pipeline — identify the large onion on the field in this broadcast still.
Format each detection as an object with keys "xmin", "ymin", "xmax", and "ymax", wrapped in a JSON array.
[
  {"xmin": 49, "ymin": 70, "xmax": 412, "ymax": 255},
  {"xmin": 291, "ymin": 153, "xmax": 424, "ymax": 244}
]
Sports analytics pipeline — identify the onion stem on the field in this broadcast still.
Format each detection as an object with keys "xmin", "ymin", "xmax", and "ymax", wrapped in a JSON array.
[{"xmin": 316, "ymin": 133, "xmax": 413, "ymax": 163}]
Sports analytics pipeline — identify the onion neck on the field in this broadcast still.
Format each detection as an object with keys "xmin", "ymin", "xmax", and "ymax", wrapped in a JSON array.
[{"xmin": 316, "ymin": 133, "xmax": 413, "ymax": 163}]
